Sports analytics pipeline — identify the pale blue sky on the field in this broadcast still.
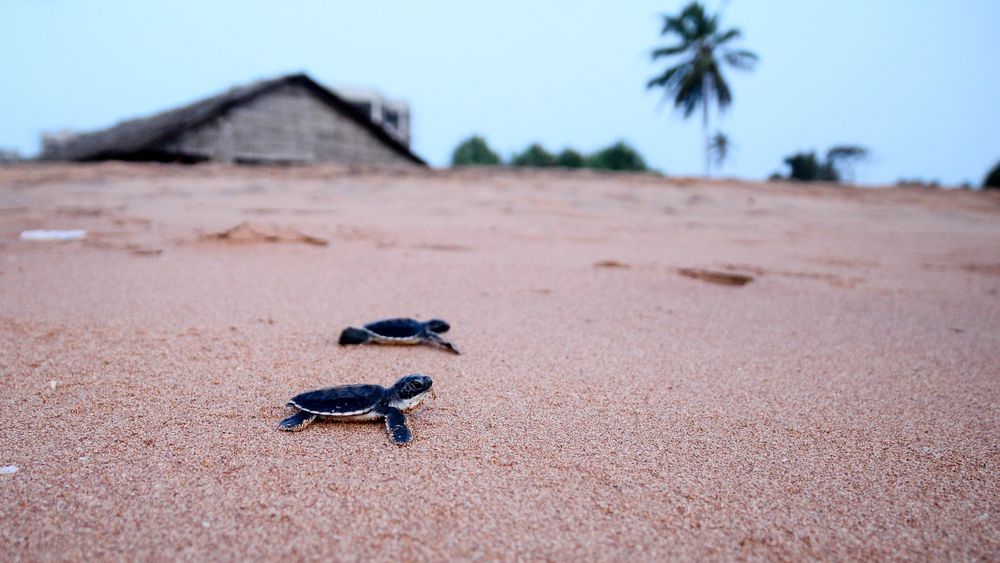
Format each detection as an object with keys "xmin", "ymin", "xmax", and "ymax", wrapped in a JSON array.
[{"xmin": 2, "ymin": 0, "xmax": 998, "ymax": 184}]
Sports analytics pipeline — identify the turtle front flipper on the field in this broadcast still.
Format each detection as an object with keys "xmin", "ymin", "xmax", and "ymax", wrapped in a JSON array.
[
  {"xmin": 425, "ymin": 332, "xmax": 460, "ymax": 355},
  {"xmin": 278, "ymin": 410, "xmax": 318, "ymax": 431},
  {"xmin": 383, "ymin": 407, "xmax": 412, "ymax": 445},
  {"xmin": 338, "ymin": 327, "xmax": 372, "ymax": 345}
]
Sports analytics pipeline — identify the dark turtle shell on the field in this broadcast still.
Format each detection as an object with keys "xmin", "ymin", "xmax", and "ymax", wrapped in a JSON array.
[
  {"xmin": 364, "ymin": 318, "xmax": 424, "ymax": 338},
  {"xmin": 290, "ymin": 384, "xmax": 385, "ymax": 416}
]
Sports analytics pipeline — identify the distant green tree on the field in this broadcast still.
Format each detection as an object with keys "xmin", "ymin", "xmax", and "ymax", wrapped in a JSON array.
[
  {"xmin": 984, "ymin": 161, "xmax": 1000, "ymax": 190},
  {"xmin": 555, "ymin": 148, "xmax": 586, "ymax": 168},
  {"xmin": 647, "ymin": 1, "xmax": 758, "ymax": 176},
  {"xmin": 451, "ymin": 136, "xmax": 501, "ymax": 167},
  {"xmin": 512, "ymin": 143, "xmax": 556, "ymax": 167},
  {"xmin": 783, "ymin": 151, "xmax": 838, "ymax": 182},
  {"xmin": 586, "ymin": 141, "xmax": 648, "ymax": 172},
  {"xmin": 826, "ymin": 145, "xmax": 869, "ymax": 183},
  {"xmin": 780, "ymin": 145, "xmax": 869, "ymax": 183}
]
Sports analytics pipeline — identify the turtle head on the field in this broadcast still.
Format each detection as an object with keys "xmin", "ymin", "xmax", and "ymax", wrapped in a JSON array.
[
  {"xmin": 390, "ymin": 374, "xmax": 433, "ymax": 409},
  {"xmin": 425, "ymin": 319, "xmax": 450, "ymax": 334}
]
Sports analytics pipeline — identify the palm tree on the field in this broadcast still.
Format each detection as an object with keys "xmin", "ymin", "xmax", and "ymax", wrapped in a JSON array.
[
  {"xmin": 708, "ymin": 131, "xmax": 730, "ymax": 171},
  {"xmin": 647, "ymin": 2, "xmax": 758, "ymax": 176}
]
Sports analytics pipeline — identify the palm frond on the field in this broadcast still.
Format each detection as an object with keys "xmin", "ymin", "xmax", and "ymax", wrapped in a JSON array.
[
  {"xmin": 681, "ymin": 2, "xmax": 715, "ymax": 38},
  {"xmin": 674, "ymin": 69, "xmax": 704, "ymax": 118},
  {"xmin": 660, "ymin": 2, "xmax": 719, "ymax": 42},
  {"xmin": 660, "ymin": 15, "xmax": 693, "ymax": 42},
  {"xmin": 647, "ymin": 62, "xmax": 691, "ymax": 91},
  {"xmin": 651, "ymin": 44, "xmax": 690, "ymax": 60},
  {"xmin": 696, "ymin": 13, "xmax": 719, "ymax": 37},
  {"xmin": 714, "ymin": 28, "xmax": 742, "ymax": 45},
  {"xmin": 723, "ymin": 49, "xmax": 759, "ymax": 71},
  {"xmin": 707, "ymin": 62, "xmax": 733, "ymax": 110}
]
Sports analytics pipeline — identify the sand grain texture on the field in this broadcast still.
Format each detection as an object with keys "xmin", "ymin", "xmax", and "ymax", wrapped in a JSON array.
[{"xmin": 1, "ymin": 164, "xmax": 999, "ymax": 560}]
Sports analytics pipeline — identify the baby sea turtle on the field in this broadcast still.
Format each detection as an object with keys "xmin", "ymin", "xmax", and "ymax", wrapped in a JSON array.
[
  {"xmin": 338, "ymin": 318, "xmax": 459, "ymax": 354},
  {"xmin": 278, "ymin": 374, "xmax": 433, "ymax": 445}
]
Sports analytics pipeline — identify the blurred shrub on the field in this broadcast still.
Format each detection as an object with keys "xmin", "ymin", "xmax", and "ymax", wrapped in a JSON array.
[
  {"xmin": 586, "ymin": 141, "xmax": 648, "ymax": 172},
  {"xmin": 896, "ymin": 178, "xmax": 940, "ymax": 188},
  {"xmin": 512, "ymin": 143, "xmax": 557, "ymax": 167},
  {"xmin": 451, "ymin": 136, "xmax": 501, "ymax": 167},
  {"xmin": 451, "ymin": 137, "xmax": 652, "ymax": 173},
  {"xmin": 783, "ymin": 151, "xmax": 838, "ymax": 182},
  {"xmin": 555, "ymin": 148, "xmax": 586, "ymax": 168}
]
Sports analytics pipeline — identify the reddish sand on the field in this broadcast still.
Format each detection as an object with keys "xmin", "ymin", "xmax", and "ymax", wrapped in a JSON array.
[{"xmin": 1, "ymin": 163, "xmax": 998, "ymax": 560}]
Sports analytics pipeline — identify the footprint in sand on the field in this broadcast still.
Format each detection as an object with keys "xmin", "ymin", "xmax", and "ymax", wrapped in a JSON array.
[
  {"xmin": 677, "ymin": 268, "xmax": 754, "ymax": 287},
  {"xmin": 412, "ymin": 243, "xmax": 474, "ymax": 252}
]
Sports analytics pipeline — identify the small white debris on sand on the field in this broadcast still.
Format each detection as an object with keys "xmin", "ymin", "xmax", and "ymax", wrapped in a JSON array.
[
  {"xmin": 0, "ymin": 465, "xmax": 18, "ymax": 475},
  {"xmin": 49, "ymin": 380, "xmax": 57, "ymax": 390},
  {"xmin": 19, "ymin": 229, "xmax": 87, "ymax": 241}
]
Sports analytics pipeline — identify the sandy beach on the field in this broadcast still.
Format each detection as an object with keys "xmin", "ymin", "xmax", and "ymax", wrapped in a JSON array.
[{"xmin": 1, "ymin": 163, "xmax": 998, "ymax": 560}]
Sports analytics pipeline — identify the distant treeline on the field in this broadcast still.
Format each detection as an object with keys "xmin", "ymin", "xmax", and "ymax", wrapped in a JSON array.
[
  {"xmin": 451, "ymin": 136, "xmax": 648, "ymax": 172},
  {"xmin": 771, "ymin": 146, "xmax": 1000, "ymax": 190},
  {"xmin": 770, "ymin": 145, "xmax": 869, "ymax": 183},
  {"xmin": 450, "ymin": 135, "xmax": 1000, "ymax": 189},
  {"xmin": 985, "ymin": 161, "xmax": 1000, "ymax": 190}
]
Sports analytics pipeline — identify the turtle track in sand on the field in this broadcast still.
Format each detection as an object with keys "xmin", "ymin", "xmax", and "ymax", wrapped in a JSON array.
[{"xmin": 201, "ymin": 221, "xmax": 328, "ymax": 246}]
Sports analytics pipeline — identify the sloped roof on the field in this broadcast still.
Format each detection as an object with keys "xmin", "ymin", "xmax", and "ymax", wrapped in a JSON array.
[{"xmin": 42, "ymin": 73, "xmax": 426, "ymax": 165}]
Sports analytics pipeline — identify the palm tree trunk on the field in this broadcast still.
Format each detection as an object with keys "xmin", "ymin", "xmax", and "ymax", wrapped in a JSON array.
[{"xmin": 702, "ymin": 74, "xmax": 710, "ymax": 177}]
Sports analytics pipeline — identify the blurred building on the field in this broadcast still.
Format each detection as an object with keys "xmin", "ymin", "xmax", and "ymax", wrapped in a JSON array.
[
  {"xmin": 334, "ymin": 86, "xmax": 411, "ymax": 147},
  {"xmin": 0, "ymin": 148, "xmax": 22, "ymax": 163},
  {"xmin": 41, "ymin": 74, "xmax": 424, "ymax": 167}
]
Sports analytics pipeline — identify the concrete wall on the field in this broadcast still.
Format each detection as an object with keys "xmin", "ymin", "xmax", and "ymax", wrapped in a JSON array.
[{"xmin": 155, "ymin": 84, "xmax": 415, "ymax": 166}]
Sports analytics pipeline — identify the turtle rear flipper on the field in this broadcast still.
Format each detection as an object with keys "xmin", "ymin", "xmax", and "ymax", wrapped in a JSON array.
[
  {"xmin": 278, "ymin": 410, "xmax": 317, "ymax": 431},
  {"xmin": 425, "ymin": 332, "xmax": 460, "ymax": 355},
  {"xmin": 339, "ymin": 327, "xmax": 371, "ymax": 345},
  {"xmin": 383, "ymin": 407, "xmax": 412, "ymax": 445}
]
